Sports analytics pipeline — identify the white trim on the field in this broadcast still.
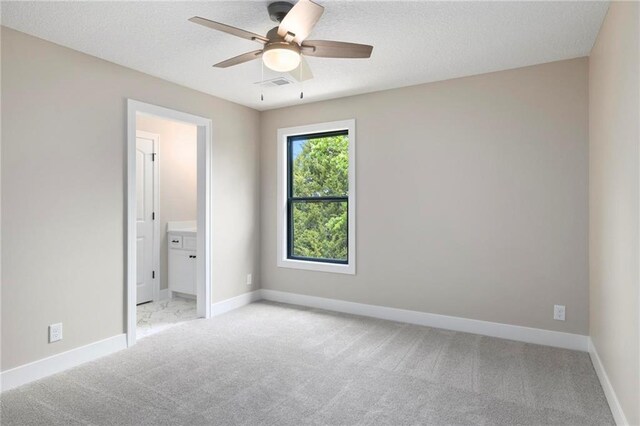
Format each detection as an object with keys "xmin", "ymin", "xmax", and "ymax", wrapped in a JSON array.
[
  {"xmin": 127, "ymin": 99, "xmax": 213, "ymax": 348},
  {"xmin": 0, "ymin": 334, "xmax": 126, "ymax": 392},
  {"xmin": 276, "ymin": 119, "xmax": 356, "ymax": 275},
  {"xmin": 158, "ymin": 288, "xmax": 169, "ymax": 300},
  {"xmin": 196, "ymin": 118, "xmax": 213, "ymax": 320},
  {"xmin": 259, "ymin": 289, "xmax": 589, "ymax": 351},
  {"xmin": 211, "ymin": 291, "xmax": 262, "ymax": 317},
  {"xmin": 135, "ymin": 130, "xmax": 161, "ymax": 303},
  {"xmin": 588, "ymin": 338, "xmax": 629, "ymax": 425}
]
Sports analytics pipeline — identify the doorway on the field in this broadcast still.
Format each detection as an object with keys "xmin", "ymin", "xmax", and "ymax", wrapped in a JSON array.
[{"xmin": 127, "ymin": 100, "xmax": 212, "ymax": 347}]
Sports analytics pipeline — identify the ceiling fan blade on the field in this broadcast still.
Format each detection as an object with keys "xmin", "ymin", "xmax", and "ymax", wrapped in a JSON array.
[
  {"xmin": 289, "ymin": 56, "xmax": 314, "ymax": 82},
  {"xmin": 189, "ymin": 16, "xmax": 268, "ymax": 44},
  {"xmin": 214, "ymin": 50, "xmax": 263, "ymax": 68},
  {"xmin": 301, "ymin": 40, "xmax": 373, "ymax": 58},
  {"xmin": 277, "ymin": 0, "xmax": 324, "ymax": 44}
]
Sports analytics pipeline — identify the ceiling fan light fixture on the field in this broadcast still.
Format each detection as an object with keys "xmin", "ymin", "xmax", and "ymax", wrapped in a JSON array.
[{"xmin": 262, "ymin": 43, "xmax": 301, "ymax": 72}]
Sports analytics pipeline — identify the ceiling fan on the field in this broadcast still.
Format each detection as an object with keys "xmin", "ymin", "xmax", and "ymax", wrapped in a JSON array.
[{"xmin": 189, "ymin": 0, "xmax": 373, "ymax": 81}]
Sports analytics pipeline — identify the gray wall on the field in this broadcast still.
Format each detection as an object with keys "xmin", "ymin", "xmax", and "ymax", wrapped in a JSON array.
[
  {"xmin": 1, "ymin": 27, "xmax": 261, "ymax": 370},
  {"xmin": 136, "ymin": 115, "xmax": 198, "ymax": 292},
  {"xmin": 589, "ymin": 2, "xmax": 640, "ymax": 424},
  {"xmin": 261, "ymin": 58, "xmax": 589, "ymax": 335}
]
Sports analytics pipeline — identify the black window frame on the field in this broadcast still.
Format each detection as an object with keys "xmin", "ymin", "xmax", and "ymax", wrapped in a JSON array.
[{"xmin": 287, "ymin": 129, "xmax": 349, "ymax": 265}]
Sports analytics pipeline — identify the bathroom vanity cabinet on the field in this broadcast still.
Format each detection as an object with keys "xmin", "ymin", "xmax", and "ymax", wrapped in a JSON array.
[{"xmin": 168, "ymin": 229, "xmax": 197, "ymax": 297}]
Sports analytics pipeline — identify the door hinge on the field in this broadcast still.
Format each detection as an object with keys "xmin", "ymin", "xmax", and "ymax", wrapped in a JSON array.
[
  {"xmin": 152, "ymin": 270, "xmax": 155, "ymax": 279},
  {"xmin": 152, "ymin": 153, "xmax": 156, "ymax": 162},
  {"xmin": 152, "ymin": 212, "xmax": 155, "ymax": 220}
]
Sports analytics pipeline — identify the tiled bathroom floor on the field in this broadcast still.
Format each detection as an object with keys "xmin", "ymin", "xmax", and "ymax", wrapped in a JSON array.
[{"xmin": 136, "ymin": 296, "xmax": 198, "ymax": 339}]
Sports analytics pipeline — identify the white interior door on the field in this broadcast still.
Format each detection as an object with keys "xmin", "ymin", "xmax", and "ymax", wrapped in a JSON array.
[{"xmin": 136, "ymin": 133, "xmax": 157, "ymax": 304}]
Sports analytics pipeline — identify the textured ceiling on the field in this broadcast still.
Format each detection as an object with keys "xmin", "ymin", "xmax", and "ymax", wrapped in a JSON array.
[{"xmin": 1, "ymin": 1, "xmax": 608, "ymax": 111}]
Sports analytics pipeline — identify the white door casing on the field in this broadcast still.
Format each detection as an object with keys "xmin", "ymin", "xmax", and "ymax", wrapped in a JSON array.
[
  {"xmin": 135, "ymin": 132, "xmax": 158, "ymax": 304},
  {"xmin": 127, "ymin": 99, "xmax": 212, "ymax": 347}
]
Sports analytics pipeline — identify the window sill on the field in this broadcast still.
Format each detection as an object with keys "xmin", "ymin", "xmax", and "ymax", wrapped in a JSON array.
[{"xmin": 277, "ymin": 258, "xmax": 355, "ymax": 275}]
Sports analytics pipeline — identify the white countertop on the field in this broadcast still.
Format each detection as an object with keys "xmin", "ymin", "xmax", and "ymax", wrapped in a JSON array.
[{"xmin": 167, "ymin": 220, "xmax": 196, "ymax": 234}]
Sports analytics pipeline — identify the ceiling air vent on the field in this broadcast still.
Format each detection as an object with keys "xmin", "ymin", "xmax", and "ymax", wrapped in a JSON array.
[{"xmin": 254, "ymin": 77, "xmax": 293, "ymax": 88}]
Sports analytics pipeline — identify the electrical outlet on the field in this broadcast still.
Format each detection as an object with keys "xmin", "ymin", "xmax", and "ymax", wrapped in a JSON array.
[
  {"xmin": 246, "ymin": 273, "xmax": 252, "ymax": 286},
  {"xmin": 553, "ymin": 305, "xmax": 566, "ymax": 321},
  {"xmin": 49, "ymin": 323, "xmax": 63, "ymax": 343}
]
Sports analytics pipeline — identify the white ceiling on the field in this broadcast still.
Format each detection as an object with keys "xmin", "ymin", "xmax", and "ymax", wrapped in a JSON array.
[{"xmin": 1, "ymin": 1, "xmax": 608, "ymax": 111}]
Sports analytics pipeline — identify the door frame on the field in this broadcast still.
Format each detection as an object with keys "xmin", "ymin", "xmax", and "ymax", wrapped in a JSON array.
[
  {"xmin": 126, "ymin": 99, "xmax": 213, "ymax": 347},
  {"xmin": 135, "ymin": 130, "xmax": 161, "ymax": 303}
]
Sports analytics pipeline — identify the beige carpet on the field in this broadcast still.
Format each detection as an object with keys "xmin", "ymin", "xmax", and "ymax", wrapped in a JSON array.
[{"xmin": 1, "ymin": 301, "xmax": 613, "ymax": 425}]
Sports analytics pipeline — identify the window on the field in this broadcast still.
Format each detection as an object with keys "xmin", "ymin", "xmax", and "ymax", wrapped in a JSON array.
[
  {"xmin": 277, "ymin": 120, "xmax": 356, "ymax": 274},
  {"xmin": 288, "ymin": 130, "xmax": 349, "ymax": 263}
]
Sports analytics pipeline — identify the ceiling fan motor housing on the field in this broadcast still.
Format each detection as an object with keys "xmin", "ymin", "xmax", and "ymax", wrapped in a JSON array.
[{"xmin": 268, "ymin": 2, "xmax": 294, "ymax": 23}]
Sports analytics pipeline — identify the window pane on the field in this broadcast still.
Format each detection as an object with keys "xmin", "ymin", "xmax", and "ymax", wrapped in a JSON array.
[
  {"xmin": 291, "ymin": 133, "xmax": 348, "ymax": 197},
  {"xmin": 291, "ymin": 200, "xmax": 347, "ymax": 262}
]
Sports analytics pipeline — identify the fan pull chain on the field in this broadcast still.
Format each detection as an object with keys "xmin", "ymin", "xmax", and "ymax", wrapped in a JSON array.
[
  {"xmin": 260, "ymin": 60, "xmax": 264, "ymax": 102},
  {"xmin": 299, "ymin": 64, "xmax": 304, "ymax": 100}
]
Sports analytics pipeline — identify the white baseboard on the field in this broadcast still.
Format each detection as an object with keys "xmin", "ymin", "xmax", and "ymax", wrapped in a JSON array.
[
  {"xmin": 0, "ymin": 334, "xmax": 126, "ymax": 392},
  {"xmin": 158, "ymin": 289, "xmax": 169, "ymax": 300},
  {"xmin": 211, "ymin": 290, "xmax": 262, "ymax": 317},
  {"xmin": 259, "ymin": 289, "xmax": 589, "ymax": 352},
  {"xmin": 0, "ymin": 291, "xmax": 591, "ymax": 396},
  {"xmin": 588, "ymin": 338, "xmax": 628, "ymax": 425}
]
